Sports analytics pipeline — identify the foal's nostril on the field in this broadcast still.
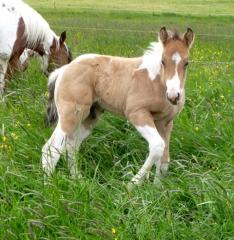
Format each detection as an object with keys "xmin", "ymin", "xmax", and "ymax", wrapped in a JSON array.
[
  {"xmin": 167, "ymin": 92, "xmax": 180, "ymax": 105},
  {"xmin": 176, "ymin": 93, "xmax": 180, "ymax": 101}
]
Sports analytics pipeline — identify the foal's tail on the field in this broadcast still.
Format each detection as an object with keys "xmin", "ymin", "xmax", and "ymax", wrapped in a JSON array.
[{"xmin": 45, "ymin": 66, "xmax": 65, "ymax": 125}]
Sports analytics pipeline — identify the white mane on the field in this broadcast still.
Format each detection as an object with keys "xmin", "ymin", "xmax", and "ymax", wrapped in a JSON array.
[
  {"xmin": 0, "ymin": 0, "xmax": 58, "ymax": 52},
  {"xmin": 139, "ymin": 41, "xmax": 163, "ymax": 81}
]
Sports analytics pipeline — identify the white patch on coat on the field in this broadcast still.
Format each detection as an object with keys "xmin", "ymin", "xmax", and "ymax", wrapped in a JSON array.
[
  {"xmin": 172, "ymin": 52, "xmax": 181, "ymax": 65},
  {"xmin": 139, "ymin": 42, "xmax": 163, "ymax": 81},
  {"xmin": 166, "ymin": 52, "xmax": 182, "ymax": 99},
  {"xmin": 0, "ymin": 0, "xmax": 20, "ymax": 58}
]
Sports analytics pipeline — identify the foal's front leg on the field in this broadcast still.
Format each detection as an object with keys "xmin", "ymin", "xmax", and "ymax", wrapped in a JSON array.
[{"xmin": 127, "ymin": 111, "xmax": 165, "ymax": 187}]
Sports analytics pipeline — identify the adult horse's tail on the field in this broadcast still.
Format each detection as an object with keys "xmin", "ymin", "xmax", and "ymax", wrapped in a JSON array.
[{"xmin": 45, "ymin": 66, "xmax": 66, "ymax": 125}]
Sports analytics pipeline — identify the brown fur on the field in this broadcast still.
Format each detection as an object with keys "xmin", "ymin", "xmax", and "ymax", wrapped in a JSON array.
[{"xmin": 5, "ymin": 17, "xmax": 26, "ymax": 82}]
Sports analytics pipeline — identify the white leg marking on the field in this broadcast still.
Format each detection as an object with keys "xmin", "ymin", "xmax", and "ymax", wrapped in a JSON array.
[
  {"xmin": 42, "ymin": 123, "xmax": 66, "ymax": 177},
  {"xmin": 131, "ymin": 125, "xmax": 165, "ymax": 185},
  {"xmin": 66, "ymin": 124, "xmax": 91, "ymax": 178}
]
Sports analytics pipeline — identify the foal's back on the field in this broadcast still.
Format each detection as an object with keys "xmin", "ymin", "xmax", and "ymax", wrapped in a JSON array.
[{"xmin": 57, "ymin": 54, "xmax": 142, "ymax": 114}]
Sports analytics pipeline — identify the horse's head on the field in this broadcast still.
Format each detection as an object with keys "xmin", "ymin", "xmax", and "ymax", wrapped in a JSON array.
[
  {"xmin": 159, "ymin": 27, "xmax": 194, "ymax": 105},
  {"xmin": 43, "ymin": 31, "xmax": 72, "ymax": 75}
]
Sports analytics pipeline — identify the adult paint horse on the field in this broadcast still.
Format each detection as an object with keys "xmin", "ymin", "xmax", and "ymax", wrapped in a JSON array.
[
  {"xmin": 0, "ymin": 0, "xmax": 72, "ymax": 93},
  {"xmin": 42, "ymin": 27, "xmax": 194, "ymax": 188}
]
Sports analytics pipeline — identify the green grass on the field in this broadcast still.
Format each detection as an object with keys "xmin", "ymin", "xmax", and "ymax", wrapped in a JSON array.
[
  {"xmin": 25, "ymin": 0, "xmax": 234, "ymax": 16},
  {"xmin": 1, "ymin": 1, "xmax": 234, "ymax": 239}
]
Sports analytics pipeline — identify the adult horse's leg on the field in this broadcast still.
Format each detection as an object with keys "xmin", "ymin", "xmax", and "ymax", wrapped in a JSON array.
[
  {"xmin": 127, "ymin": 110, "xmax": 165, "ymax": 188},
  {"xmin": 5, "ymin": 57, "xmax": 19, "ymax": 83},
  {"xmin": 154, "ymin": 120, "xmax": 173, "ymax": 184},
  {"xmin": 0, "ymin": 58, "xmax": 9, "ymax": 95}
]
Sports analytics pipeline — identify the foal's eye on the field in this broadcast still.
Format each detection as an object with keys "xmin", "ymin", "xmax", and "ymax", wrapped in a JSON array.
[
  {"xmin": 184, "ymin": 62, "xmax": 189, "ymax": 68},
  {"xmin": 161, "ymin": 60, "xmax": 165, "ymax": 66}
]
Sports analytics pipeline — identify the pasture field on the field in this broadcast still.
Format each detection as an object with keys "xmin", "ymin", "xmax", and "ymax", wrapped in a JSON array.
[{"xmin": 0, "ymin": 1, "xmax": 234, "ymax": 239}]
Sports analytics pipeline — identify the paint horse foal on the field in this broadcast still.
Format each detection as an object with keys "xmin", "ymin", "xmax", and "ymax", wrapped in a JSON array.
[
  {"xmin": 0, "ymin": 0, "xmax": 71, "ymax": 93},
  {"xmin": 42, "ymin": 27, "xmax": 194, "ymax": 187}
]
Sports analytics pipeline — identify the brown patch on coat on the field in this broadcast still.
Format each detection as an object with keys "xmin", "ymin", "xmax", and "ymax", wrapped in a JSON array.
[{"xmin": 5, "ymin": 17, "xmax": 27, "ymax": 83}]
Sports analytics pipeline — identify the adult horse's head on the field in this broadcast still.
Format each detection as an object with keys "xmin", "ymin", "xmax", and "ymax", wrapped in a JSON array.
[
  {"xmin": 42, "ymin": 31, "xmax": 72, "ymax": 75},
  {"xmin": 159, "ymin": 27, "xmax": 194, "ymax": 105}
]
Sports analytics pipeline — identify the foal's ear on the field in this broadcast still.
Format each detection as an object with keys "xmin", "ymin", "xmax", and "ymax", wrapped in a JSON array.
[
  {"xmin": 183, "ymin": 28, "xmax": 194, "ymax": 48},
  {"xmin": 159, "ymin": 27, "xmax": 168, "ymax": 45},
  {"xmin": 59, "ymin": 31, "xmax": 66, "ymax": 45}
]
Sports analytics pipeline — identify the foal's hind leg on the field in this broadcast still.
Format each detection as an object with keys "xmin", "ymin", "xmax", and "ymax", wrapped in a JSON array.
[
  {"xmin": 154, "ymin": 120, "xmax": 173, "ymax": 184},
  {"xmin": 67, "ymin": 104, "xmax": 103, "ymax": 178},
  {"xmin": 42, "ymin": 103, "xmax": 91, "ymax": 178},
  {"xmin": 42, "ymin": 122, "xmax": 66, "ymax": 177}
]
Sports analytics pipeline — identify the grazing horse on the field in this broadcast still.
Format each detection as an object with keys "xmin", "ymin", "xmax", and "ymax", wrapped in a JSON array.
[
  {"xmin": 42, "ymin": 27, "xmax": 194, "ymax": 187},
  {"xmin": 0, "ymin": 0, "xmax": 72, "ymax": 93}
]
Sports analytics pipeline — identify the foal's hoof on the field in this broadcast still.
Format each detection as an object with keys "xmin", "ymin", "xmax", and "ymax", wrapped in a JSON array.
[
  {"xmin": 153, "ymin": 176, "xmax": 163, "ymax": 188},
  {"xmin": 70, "ymin": 172, "xmax": 83, "ymax": 180}
]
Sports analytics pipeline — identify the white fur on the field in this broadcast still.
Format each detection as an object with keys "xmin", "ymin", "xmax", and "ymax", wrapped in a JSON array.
[
  {"xmin": 131, "ymin": 125, "xmax": 165, "ymax": 185},
  {"xmin": 19, "ymin": 49, "xmax": 29, "ymax": 64},
  {"xmin": 172, "ymin": 52, "xmax": 181, "ymax": 65},
  {"xmin": 0, "ymin": 0, "xmax": 56, "ymax": 51},
  {"xmin": 166, "ymin": 52, "xmax": 182, "ymax": 99},
  {"xmin": 42, "ymin": 120, "xmax": 91, "ymax": 178},
  {"xmin": 42, "ymin": 122, "xmax": 66, "ymax": 176},
  {"xmin": 67, "ymin": 124, "xmax": 91, "ymax": 178},
  {"xmin": 139, "ymin": 42, "xmax": 163, "ymax": 81},
  {"xmin": 0, "ymin": 58, "xmax": 8, "ymax": 95}
]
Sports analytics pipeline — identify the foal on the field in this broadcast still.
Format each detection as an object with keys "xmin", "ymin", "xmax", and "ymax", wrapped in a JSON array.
[
  {"xmin": 42, "ymin": 27, "xmax": 194, "ymax": 186},
  {"xmin": 0, "ymin": 0, "xmax": 72, "ymax": 93}
]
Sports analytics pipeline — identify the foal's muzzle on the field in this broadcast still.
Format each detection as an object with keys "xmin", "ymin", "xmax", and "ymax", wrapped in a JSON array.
[{"xmin": 167, "ymin": 92, "xmax": 180, "ymax": 105}]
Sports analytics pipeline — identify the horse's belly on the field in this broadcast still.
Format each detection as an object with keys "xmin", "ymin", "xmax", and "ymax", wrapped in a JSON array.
[{"xmin": 98, "ymin": 99, "xmax": 124, "ymax": 116}]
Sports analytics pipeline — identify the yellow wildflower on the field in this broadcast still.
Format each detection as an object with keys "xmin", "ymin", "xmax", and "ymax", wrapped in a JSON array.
[
  {"xmin": 220, "ymin": 95, "xmax": 224, "ymax": 100},
  {"xmin": 11, "ymin": 133, "xmax": 18, "ymax": 140},
  {"xmin": 15, "ymin": 121, "xmax": 20, "ymax": 127},
  {"xmin": 2, "ymin": 136, "xmax": 7, "ymax": 142},
  {"xmin": 112, "ymin": 228, "xmax": 116, "ymax": 234}
]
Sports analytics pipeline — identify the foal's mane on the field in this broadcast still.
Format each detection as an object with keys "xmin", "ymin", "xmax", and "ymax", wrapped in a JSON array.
[
  {"xmin": 167, "ymin": 29, "xmax": 182, "ymax": 41},
  {"xmin": 16, "ymin": 1, "xmax": 57, "ymax": 50}
]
